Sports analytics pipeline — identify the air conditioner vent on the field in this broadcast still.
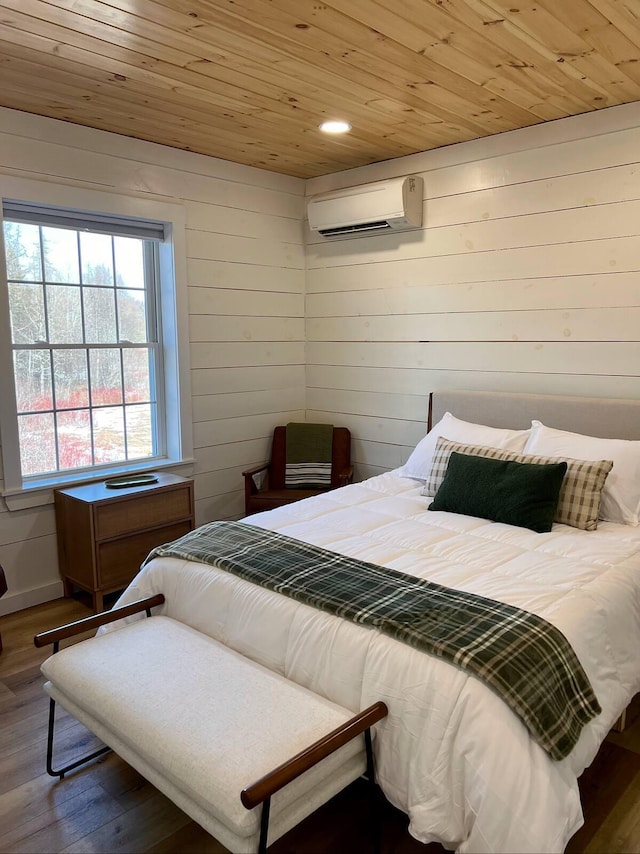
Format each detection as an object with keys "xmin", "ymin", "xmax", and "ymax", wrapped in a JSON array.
[
  {"xmin": 318, "ymin": 220, "xmax": 392, "ymax": 237},
  {"xmin": 307, "ymin": 176, "xmax": 423, "ymax": 238}
]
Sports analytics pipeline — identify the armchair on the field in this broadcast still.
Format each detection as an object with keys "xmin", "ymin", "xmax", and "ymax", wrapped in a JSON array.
[{"xmin": 242, "ymin": 426, "xmax": 353, "ymax": 516}]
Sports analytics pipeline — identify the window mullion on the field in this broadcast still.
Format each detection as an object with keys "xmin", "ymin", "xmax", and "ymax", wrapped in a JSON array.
[
  {"xmin": 146, "ymin": 242, "xmax": 163, "ymax": 457},
  {"xmin": 88, "ymin": 348, "xmax": 96, "ymax": 467},
  {"xmin": 50, "ymin": 348, "xmax": 60, "ymax": 473},
  {"xmin": 39, "ymin": 226, "xmax": 50, "ymax": 344},
  {"xmin": 120, "ymin": 348, "xmax": 128, "ymax": 461}
]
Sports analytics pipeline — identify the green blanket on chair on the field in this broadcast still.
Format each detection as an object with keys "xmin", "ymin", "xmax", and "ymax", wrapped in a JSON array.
[{"xmin": 285, "ymin": 422, "xmax": 333, "ymax": 488}]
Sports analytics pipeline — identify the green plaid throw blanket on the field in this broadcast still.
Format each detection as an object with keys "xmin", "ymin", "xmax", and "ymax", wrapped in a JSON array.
[{"xmin": 145, "ymin": 520, "xmax": 601, "ymax": 760}]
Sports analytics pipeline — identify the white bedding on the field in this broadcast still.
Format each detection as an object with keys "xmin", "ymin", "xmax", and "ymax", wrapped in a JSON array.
[{"xmin": 112, "ymin": 471, "xmax": 640, "ymax": 853}]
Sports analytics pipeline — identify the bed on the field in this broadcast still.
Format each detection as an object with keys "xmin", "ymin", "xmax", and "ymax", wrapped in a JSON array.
[{"xmin": 108, "ymin": 390, "xmax": 640, "ymax": 853}]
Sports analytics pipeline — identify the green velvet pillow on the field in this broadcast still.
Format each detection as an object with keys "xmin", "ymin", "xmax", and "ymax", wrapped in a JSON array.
[{"xmin": 428, "ymin": 451, "xmax": 568, "ymax": 533}]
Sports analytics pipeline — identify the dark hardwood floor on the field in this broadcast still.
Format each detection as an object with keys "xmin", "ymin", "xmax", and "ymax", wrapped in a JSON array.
[{"xmin": 1, "ymin": 597, "xmax": 639, "ymax": 853}]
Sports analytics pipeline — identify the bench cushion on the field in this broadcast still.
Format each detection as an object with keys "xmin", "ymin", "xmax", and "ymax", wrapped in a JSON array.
[{"xmin": 41, "ymin": 617, "xmax": 366, "ymax": 848}]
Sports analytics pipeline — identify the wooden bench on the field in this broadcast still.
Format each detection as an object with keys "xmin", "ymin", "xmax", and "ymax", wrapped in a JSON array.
[{"xmin": 34, "ymin": 595, "xmax": 388, "ymax": 854}]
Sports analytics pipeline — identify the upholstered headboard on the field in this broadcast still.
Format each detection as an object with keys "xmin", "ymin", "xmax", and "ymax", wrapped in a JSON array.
[{"xmin": 429, "ymin": 390, "xmax": 640, "ymax": 441}]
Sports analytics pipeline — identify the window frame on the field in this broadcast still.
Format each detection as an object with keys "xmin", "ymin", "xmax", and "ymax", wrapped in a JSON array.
[{"xmin": 0, "ymin": 177, "xmax": 193, "ymax": 510}]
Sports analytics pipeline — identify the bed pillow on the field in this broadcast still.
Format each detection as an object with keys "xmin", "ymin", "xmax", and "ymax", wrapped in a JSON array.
[
  {"xmin": 524, "ymin": 421, "xmax": 640, "ymax": 526},
  {"xmin": 423, "ymin": 437, "xmax": 613, "ymax": 531},
  {"xmin": 399, "ymin": 411, "xmax": 530, "ymax": 481},
  {"xmin": 429, "ymin": 451, "xmax": 567, "ymax": 533}
]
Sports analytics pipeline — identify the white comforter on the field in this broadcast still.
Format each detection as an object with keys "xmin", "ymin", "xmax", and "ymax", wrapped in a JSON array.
[{"xmin": 112, "ymin": 471, "xmax": 640, "ymax": 853}]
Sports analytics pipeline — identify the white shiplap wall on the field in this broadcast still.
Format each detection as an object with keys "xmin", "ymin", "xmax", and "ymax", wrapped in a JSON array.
[
  {"xmin": 0, "ymin": 108, "xmax": 305, "ymax": 614},
  {"xmin": 305, "ymin": 103, "xmax": 640, "ymax": 480},
  {"xmin": 3, "ymin": 101, "xmax": 640, "ymax": 613}
]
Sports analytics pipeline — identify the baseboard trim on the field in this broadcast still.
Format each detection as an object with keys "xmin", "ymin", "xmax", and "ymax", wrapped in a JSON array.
[{"xmin": 0, "ymin": 581, "xmax": 64, "ymax": 616}]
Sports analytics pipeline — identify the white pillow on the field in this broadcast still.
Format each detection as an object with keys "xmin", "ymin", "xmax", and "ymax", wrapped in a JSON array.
[
  {"xmin": 523, "ymin": 420, "xmax": 640, "ymax": 526},
  {"xmin": 399, "ymin": 412, "xmax": 530, "ymax": 481}
]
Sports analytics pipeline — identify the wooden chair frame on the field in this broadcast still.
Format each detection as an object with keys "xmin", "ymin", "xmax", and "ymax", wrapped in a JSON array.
[{"xmin": 243, "ymin": 425, "xmax": 353, "ymax": 516}]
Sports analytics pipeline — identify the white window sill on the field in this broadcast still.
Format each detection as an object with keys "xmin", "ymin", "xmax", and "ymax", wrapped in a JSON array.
[{"xmin": 3, "ymin": 457, "xmax": 195, "ymax": 510}]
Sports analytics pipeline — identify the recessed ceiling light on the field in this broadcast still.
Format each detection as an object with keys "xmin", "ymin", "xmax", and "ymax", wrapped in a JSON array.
[{"xmin": 319, "ymin": 120, "xmax": 352, "ymax": 134}]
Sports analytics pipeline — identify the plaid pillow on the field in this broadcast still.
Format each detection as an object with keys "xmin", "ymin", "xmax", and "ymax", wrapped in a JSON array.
[{"xmin": 423, "ymin": 437, "xmax": 613, "ymax": 531}]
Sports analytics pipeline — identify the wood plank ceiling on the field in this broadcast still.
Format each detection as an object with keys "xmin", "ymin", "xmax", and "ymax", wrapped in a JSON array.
[{"xmin": 1, "ymin": 0, "xmax": 640, "ymax": 178}]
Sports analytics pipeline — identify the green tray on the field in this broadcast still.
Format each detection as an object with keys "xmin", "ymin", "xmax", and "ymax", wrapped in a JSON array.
[{"xmin": 105, "ymin": 473, "xmax": 159, "ymax": 489}]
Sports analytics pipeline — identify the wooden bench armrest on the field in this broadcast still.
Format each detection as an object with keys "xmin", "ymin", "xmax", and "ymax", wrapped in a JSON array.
[
  {"xmin": 34, "ymin": 594, "xmax": 165, "ymax": 648},
  {"xmin": 240, "ymin": 700, "xmax": 388, "ymax": 810}
]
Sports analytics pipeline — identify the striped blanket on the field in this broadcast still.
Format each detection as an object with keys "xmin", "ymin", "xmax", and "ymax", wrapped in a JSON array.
[
  {"xmin": 285, "ymin": 422, "xmax": 332, "ymax": 487},
  {"xmin": 144, "ymin": 520, "xmax": 601, "ymax": 760}
]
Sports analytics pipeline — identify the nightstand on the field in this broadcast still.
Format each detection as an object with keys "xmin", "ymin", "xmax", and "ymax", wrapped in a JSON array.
[{"xmin": 55, "ymin": 472, "xmax": 195, "ymax": 611}]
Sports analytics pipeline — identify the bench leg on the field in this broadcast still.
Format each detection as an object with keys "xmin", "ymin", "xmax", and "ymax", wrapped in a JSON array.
[
  {"xmin": 255, "ymin": 728, "xmax": 380, "ymax": 854},
  {"xmin": 365, "ymin": 728, "xmax": 381, "ymax": 854},
  {"xmin": 258, "ymin": 796, "xmax": 271, "ymax": 854},
  {"xmin": 41, "ymin": 604, "xmax": 161, "ymax": 779},
  {"xmin": 46, "ymin": 696, "xmax": 111, "ymax": 778}
]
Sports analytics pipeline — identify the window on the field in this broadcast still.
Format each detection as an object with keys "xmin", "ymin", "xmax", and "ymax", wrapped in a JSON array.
[{"xmin": 0, "ymin": 183, "xmax": 192, "ymax": 504}]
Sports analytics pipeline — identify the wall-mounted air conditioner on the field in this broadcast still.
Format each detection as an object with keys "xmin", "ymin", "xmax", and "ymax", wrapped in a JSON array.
[{"xmin": 307, "ymin": 175, "xmax": 423, "ymax": 237}]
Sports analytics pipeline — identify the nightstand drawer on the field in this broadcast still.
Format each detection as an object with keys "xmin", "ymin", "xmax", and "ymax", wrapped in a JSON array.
[
  {"xmin": 97, "ymin": 520, "xmax": 192, "ymax": 589},
  {"xmin": 95, "ymin": 486, "xmax": 193, "ymax": 540}
]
